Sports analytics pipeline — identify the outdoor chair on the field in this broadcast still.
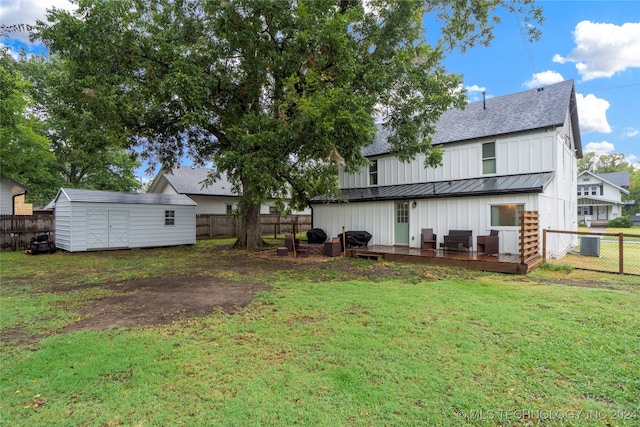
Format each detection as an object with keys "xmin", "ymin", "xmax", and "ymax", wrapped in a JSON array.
[
  {"xmin": 421, "ymin": 228, "xmax": 437, "ymax": 250},
  {"xmin": 477, "ymin": 230, "xmax": 499, "ymax": 255}
]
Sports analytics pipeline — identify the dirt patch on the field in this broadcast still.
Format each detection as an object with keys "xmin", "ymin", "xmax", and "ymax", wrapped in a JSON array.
[{"xmin": 60, "ymin": 275, "xmax": 269, "ymax": 332}]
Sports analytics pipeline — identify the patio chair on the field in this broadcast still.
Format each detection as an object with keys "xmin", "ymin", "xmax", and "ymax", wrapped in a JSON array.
[
  {"xmin": 421, "ymin": 228, "xmax": 437, "ymax": 250},
  {"xmin": 477, "ymin": 230, "xmax": 499, "ymax": 255}
]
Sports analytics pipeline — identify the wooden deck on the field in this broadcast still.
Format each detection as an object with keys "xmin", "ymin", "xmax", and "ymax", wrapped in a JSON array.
[{"xmin": 347, "ymin": 245, "xmax": 541, "ymax": 274}]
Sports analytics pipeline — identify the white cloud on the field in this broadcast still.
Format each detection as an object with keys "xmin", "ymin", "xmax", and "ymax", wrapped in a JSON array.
[
  {"xmin": 553, "ymin": 21, "xmax": 640, "ymax": 81},
  {"xmin": 623, "ymin": 128, "xmax": 639, "ymax": 138},
  {"xmin": 576, "ymin": 93, "xmax": 612, "ymax": 134},
  {"xmin": 464, "ymin": 85, "xmax": 488, "ymax": 102},
  {"xmin": 523, "ymin": 71, "xmax": 564, "ymax": 89},
  {"xmin": 0, "ymin": 0, "xmax": 76, "ymax": 43},
  {"xmin": 584, "ymin": 141, "xmax": 615, "ymax": 156}
]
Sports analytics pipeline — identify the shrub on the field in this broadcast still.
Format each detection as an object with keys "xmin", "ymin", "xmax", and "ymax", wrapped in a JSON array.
[{"xmin": 608, "ymin": 216, "xmax": 633, "ymax": 228}]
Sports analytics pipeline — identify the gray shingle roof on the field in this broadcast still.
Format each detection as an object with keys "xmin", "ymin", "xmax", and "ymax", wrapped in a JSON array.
[
  {"xmin": 309, "ymin": 171, "xmax": 554, "ymax": 203},
  {"xmin": 596, "ymin": 172, "xmax": 630, "ymax": 189},
  {"xmin": 57, "ymin": 188, "xmax": 197, "ymax": 205},
  {"xmin": 151, "ymin": 166, "xmax": 237, "ymax": 197},
  {"xmin": 365, "ymin": 80, "xmax": 580, "ymax": 157}
]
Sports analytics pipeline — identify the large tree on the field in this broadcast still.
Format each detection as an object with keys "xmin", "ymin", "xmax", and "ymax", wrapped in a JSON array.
[{"xmin": 34, "ymin": 0, "xmax": 543, "ymax": 249}]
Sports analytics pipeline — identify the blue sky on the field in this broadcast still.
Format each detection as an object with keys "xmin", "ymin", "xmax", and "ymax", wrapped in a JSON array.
[{"xmin": 2, "ymin": 0, "xmax": 639, "ymax": 181}]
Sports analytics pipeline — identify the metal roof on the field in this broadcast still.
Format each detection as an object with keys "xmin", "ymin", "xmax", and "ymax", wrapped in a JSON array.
[
  {"xmin": 364, "ymin": 80, "xmax": 581, "ymax": 157},
  {"xmin": 56, "ymin": 188, "xmax": 197, "ymax": 205},
  {"xmin": 309, "ymin": 172, "xmax": 554, "ymax": 204},
  {"xmin": 148, "ymin": 166, "xmax": 237, "ymax": 197}
]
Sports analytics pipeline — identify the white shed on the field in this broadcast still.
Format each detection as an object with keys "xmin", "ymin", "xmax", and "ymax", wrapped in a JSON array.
[{"xmin": 53, "ymin": 188, "xmax": 197, "ymax": 252}]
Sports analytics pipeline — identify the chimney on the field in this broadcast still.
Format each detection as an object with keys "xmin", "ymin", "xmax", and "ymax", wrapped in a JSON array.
[{"xmin": 482, "ymin": 91, "xmax": 486, "ymax": 110}]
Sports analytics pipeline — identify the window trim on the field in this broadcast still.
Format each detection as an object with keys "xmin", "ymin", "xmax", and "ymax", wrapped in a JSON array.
[
  {"xmin": 490, "ymin": 203, "xmax": 524, "ymax": 227},
  {"xmin": 482, "ymin": 142, "xmax": 496, "ymax": 175},
  {"xmin": 369, "ymin": 159, "xmax": 378, "ymax": 186},
  {"xmin": 165, "ymin": 210, "xmax": 175, "ymax": 226}
]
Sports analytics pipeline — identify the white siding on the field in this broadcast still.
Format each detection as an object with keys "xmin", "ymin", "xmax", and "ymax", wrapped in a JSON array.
[
  {"xmin": 54, "ymin": 195, "xmax": 73, "ymax": 251},
  {"xmin": 56, "ymin": 201, "xmax": 196, "ymax": 252},
  {"xmin": 341, "ymin": 130, "xmax": 556, "ymax": 189},
  {"xmin": 0, "ymin": 181, "xmax": 13, "ymax": 215},
  {"xmin": 313, "ymin": 194, "xmax": 540, "ymax": 254}
]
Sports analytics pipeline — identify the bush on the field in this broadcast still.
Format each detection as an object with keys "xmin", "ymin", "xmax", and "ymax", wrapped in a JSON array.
[{"xmin": 608, "ymin": 216, "xmax": 633, "ymax": 228}]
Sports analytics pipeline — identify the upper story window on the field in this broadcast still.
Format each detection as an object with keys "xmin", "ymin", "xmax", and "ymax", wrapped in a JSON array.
[
  {"xmin": 165, "ymin": 210, "xmax": 175, "ymax": 226},
  {"xmin": 482, "ymin": 142, "xmax": 496, "ymax": 174},
  {"xmin": 369, "ymin": 159, "xmax": 378, "ymax": 185}
]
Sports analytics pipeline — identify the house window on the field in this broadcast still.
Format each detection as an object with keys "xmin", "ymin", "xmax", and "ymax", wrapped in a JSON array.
[
  {"xmin": 369, "ymin": 160, "xmax": 378, "ymax": 185},
  {"xmin": 490, "ymin": 204, "xmax": 524, "ymax": 226},
  {"xmin": 269, "ymin": 206, "xmax": 281, "ymax": 214},
  {"xmin": 226, "ymin": 204, "xmax": 233, "ymax": 215},
  {"xmin": 165, "ymin": 210, "xmax": 175, "ymax": 226},
  {"xmin": 482, "ymin": 142, "xmax": 496, "ymax": 174},
  {"xmin": 396, "ymin": 201, "xmax": 409, "ymax": 224},
  {"xmin": 577, "ymin": 186, "xmax": 582, "ymax": 196},
  {"xmin": 591, "ymin": 185, "xmax": 597, "ymax": 196}
]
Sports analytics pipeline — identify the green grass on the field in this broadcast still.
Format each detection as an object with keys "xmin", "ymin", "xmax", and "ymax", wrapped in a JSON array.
[{"xmin": 1, "ymin": 241, "xmax": 639, "ymax": 426}]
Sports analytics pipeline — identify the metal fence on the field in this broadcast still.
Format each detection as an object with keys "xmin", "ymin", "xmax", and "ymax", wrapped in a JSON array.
[{"xmin": 543, "ymin": 229, "xmax": 640, "ymax": 276}]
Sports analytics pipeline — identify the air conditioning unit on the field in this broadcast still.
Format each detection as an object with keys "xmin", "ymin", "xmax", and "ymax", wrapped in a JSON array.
[{"xmin": 580, "ymin": 236, "xmax": 600, "ymax": 257}]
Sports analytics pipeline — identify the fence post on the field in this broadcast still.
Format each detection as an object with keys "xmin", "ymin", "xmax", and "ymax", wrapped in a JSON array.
[
  {"xmin": 619, "ymin": 233, "xmax": 624, "ymax": 275},
  {"xmin": 542, "ymin": 229, "xmax": 547, "ymax": 262}
]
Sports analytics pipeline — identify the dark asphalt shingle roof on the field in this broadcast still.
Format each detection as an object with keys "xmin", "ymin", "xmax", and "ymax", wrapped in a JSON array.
[
  {"xmin": 596, "ymin": 172, "xmax": 630, "ymax": 189},
  {"xmin": 150, "ymin": 167, "xmax": 237, "ymax": 197},
  {"xmin": 364, "ymin": 80, "xmax": 580, "ymax": 157},
  {"xmin": 309, "ymin": 172, "xmax": 554, "ymax": 204},
  {"xmin": 57, "ymin": 188, "xmax": 197, "ymax": 205}
]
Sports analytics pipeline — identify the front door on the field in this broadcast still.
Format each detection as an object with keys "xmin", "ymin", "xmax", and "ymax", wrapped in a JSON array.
[
  {"xmin": 598, "ymin": 206, "xmax": 607, "ymax": 220},
  {"xmin": 394, "ymin": 201, "xmax": 409, "ymax": 245}
]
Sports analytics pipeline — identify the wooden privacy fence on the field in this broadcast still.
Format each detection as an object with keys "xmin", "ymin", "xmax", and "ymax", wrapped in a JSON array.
[
  {"xmin": 196, "ymin": 214, "xmax": 311, "ymax": 239},
  {"xmin": 519, "ymin": 210, "xmax": 540, "ymax": 264},
  {"xmin": 0, "ymin": 215, "xmax": 55, "ymax": 250}
]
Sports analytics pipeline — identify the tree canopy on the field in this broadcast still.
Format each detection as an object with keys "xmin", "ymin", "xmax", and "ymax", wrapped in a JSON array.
[{"xmin": 33, "ymin": 0, "xmax": 543, "ymax": 248}]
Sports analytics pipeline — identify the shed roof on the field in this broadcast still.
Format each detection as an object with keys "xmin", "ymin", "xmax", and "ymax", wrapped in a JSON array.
[
  {"xmin": 56, "ymin": 188, "xmax": 197, "ymax": 205},
  {"xmin": 148, "ymin": 166, "xmax": 236, "ymax": 197},
  {"xmin": 309, "ymin": 172, "xmax": 554, "ymax": 204},
  {"xmin": 364, "ymin": 80, "xmax": 581, "ymax": 157}
]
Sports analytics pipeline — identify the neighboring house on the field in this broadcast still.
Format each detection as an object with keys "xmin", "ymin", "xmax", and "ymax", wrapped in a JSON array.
[
  {"xmin": 53, "ymin": 188, "xmax": 196, "ymax": 252},
  {"xmin": 0, "ymin": 178, "xmax": 29, "ymax": 215},
  {"xmin": 577, "ymin": 171, "xmax": 630, "ymax": 226},
  {"xmin": 310, "ymin": 80, "xmax": 582, "ymax": 256},
  {"xmin": 148, "ymin": 166, "xmax": 310, "ymax": 215}
]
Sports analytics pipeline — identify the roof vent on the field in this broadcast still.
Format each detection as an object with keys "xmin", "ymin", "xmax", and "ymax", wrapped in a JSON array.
[
  {"xmin": 482, "ymin": 91, "xmax": 486, "ymax": 110},
  {"xmin": 537, "ymin": 87, "xmax": 544, "ymax": 92}
]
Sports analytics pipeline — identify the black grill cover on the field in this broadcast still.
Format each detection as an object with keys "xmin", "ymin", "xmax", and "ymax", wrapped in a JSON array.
[
  {"xmin": 307, "ymin": 228, "xmax": 327, "ymax": 243},
  {"xmin": 339, "ymin": 231, "xmax": 372, "ymax": 248}
]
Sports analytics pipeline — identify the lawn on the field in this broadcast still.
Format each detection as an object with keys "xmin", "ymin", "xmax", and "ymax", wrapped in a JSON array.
[{"xmin": 1, "ymin": 240, "xmax": 639, "ymax": 426}]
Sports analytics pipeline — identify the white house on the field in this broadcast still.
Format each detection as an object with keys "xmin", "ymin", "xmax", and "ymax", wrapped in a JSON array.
[
  {"xmin": 0, "ymin": 178, "xmax": 28, "ymax": 215},
  {"xmin": 577, "ymin": 171, "xmax": 630, "ymax": 226},
  {"xmin": 310, "ymin": 80, "xmax": 582, "ymax": 256},
  {"xmin": 148, "ymin": 166, "xmax": 310, "ymax": 215},
  {"xmin": 53, "ymin": 188, "xmax": 196, "ymax": 252}
]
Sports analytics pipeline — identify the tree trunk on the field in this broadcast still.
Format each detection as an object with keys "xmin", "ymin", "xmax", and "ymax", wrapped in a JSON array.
[{"xmin": 233, "ymin": 201, "xmax": 264, "ymax": 251}]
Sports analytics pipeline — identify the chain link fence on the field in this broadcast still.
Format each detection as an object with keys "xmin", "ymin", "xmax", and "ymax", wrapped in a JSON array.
[{"xmin": 543, "ymin": 230, "xmax": 640, "ymax": 276}]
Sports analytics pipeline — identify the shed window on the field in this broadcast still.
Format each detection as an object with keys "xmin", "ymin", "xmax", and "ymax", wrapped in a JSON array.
[
  {"xmin": 482, "ymin": 142, "xmax": 496, "ymax": 174},
  {"xmin": 369, "ymin": 160, "xmax": 378, "ymax": 185},
  {"xmin": 490, "ymin": 204, "xmax": 523, "ymax": 226},
  {"xmin": 165, "ymin": 210, "xmax": 175, "ymax": 226},
  {"xmin": 226, "ymin": 204, "xmax": 233, "ymax": 215}
]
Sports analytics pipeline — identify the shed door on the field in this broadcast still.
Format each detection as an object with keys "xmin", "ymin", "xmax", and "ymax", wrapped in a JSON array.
[
  {"xmin": 87, "ymin": 209, "xmax": 129, "ymax": 249},
  {"xmin": 394, "ymin": 201, "xmax": 409, "ymax": 245}
]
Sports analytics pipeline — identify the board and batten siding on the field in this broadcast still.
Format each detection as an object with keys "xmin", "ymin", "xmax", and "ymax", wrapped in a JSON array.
[
  {"xmin": 340, "ymin": 131, "xmax": 556, "ymax": 189},
  {"xmin": 312, "ymin": 193, "xmax": 539, "ymax": 254}
]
